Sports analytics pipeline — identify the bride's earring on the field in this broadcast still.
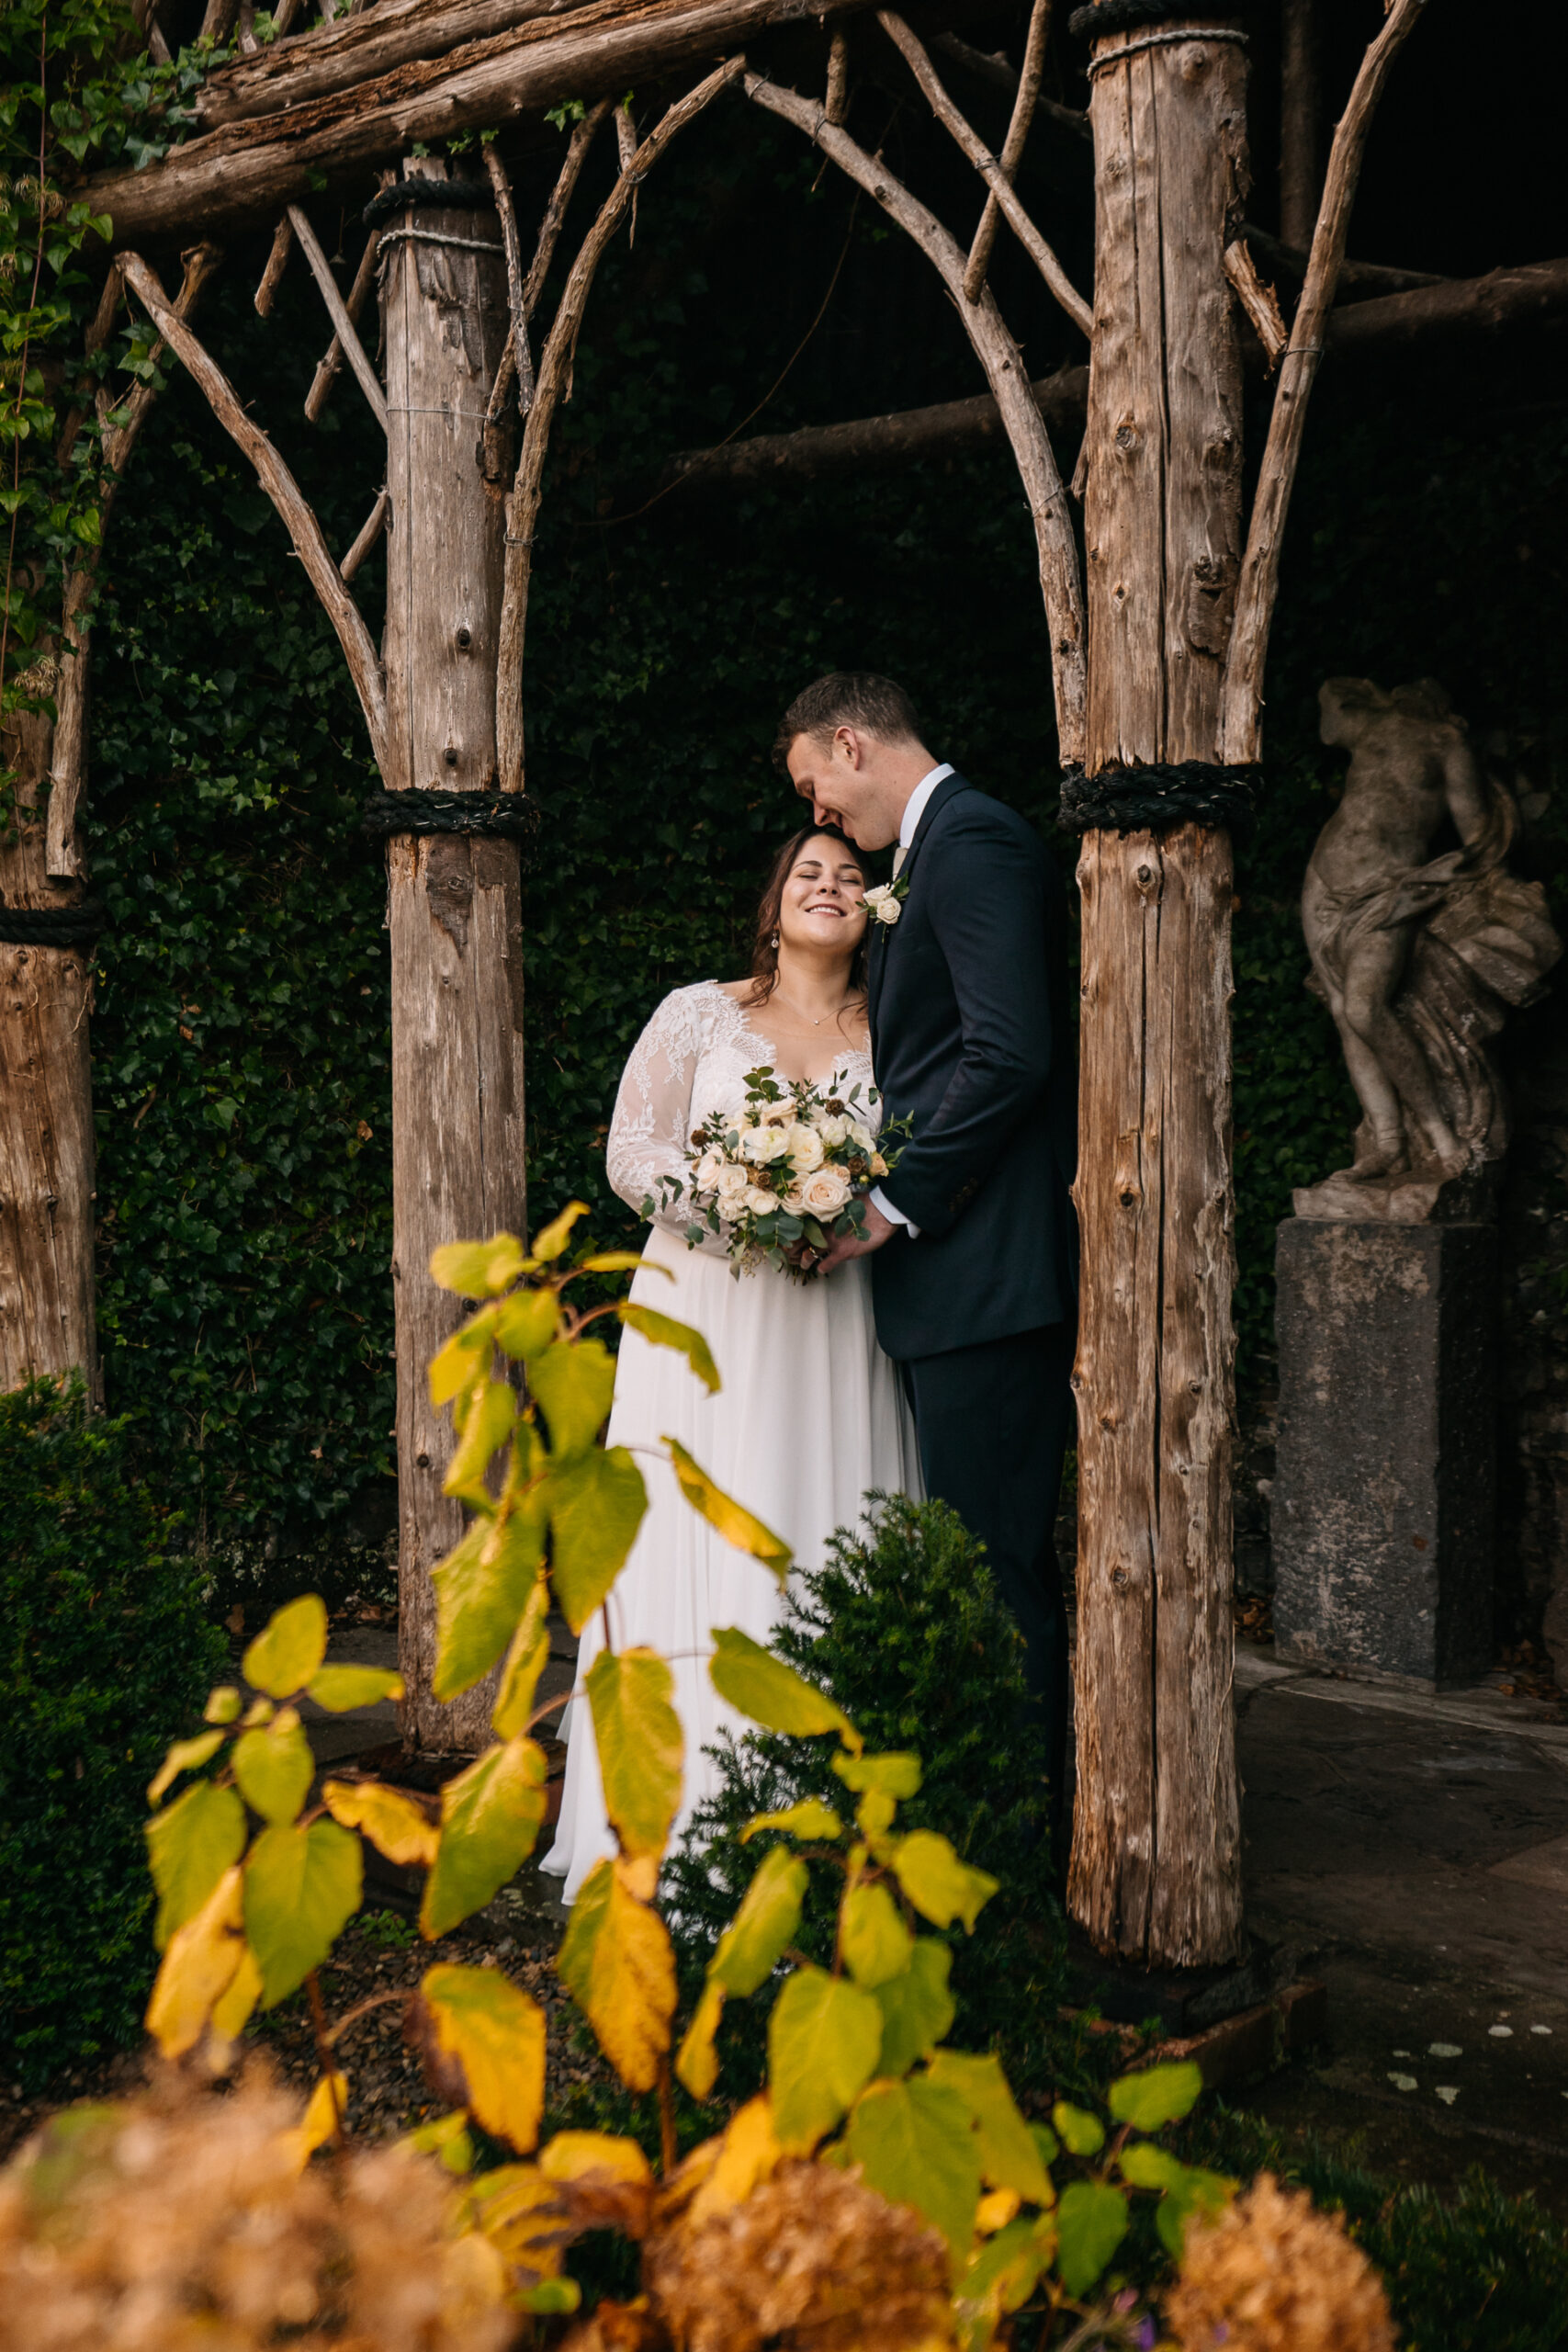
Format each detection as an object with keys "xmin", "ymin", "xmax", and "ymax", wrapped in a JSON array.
[{"xmin": 770, "ymin": 932, "xmax": 779, "ymax": 949}]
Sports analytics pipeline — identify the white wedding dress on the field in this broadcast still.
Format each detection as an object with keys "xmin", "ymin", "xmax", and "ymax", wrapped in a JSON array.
[{"xmin": 540, "ymin": 979, "xmax": 922, "ymax": 1903}]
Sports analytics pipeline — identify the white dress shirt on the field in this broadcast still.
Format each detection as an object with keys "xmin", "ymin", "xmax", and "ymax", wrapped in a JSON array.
[{"xmin": 871, "ymin": 763, "xmax": 953, "ymax": 1238}]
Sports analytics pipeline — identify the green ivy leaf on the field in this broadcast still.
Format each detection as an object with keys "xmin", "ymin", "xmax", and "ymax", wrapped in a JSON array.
[
  {"xmin": 586, "ymin": 1645, "xmax": 682, "ymax": 1862},
  {"xmin": 232, "ymin": 1708, "xmax": 314, "ymax": 1825},
  {"xmin": 891, "ymin": 1829, "xmax": 998, "ymax": 1932},
  {"xmin": 421, "ymin": 1738, "xmax": 547, "ymax": 1939},
  {"xmin": 146, "ymin": 1780, "xmax": 247, "ymax": 1949},
  {"xmin": 1055, "ymin": 2179, "xmax": 1130, "ymax": 2297},
  {"xmin": 845, "ymin": 2075, "xmax": 979, "ymax": 2264},
  {"xmin": 873, "ymin": 1939, "xmax": 955, "ymax": 2077},
  {"xmin": 1107, "ymin": 2060, "xmax": 1203, "ymax": 2133},
  {"xmin": 767, "ymin": 1965, "xmax": 883, "ymax": 2151},
  {"xmin": 243, "ymin": 1818, "xmax": 362, "ymax": 2006},
  {"xmin": 616, "ymin": 1303, "xmax": 721, "ymax": 1393},
  {"xmin": 243, "ymin": 1594, "xmax": 328, "ymax": 1699},
  {"xmin": 547, "ymin": 1445, "xmax": 649, "ymax": 1633},
  {"xmin": 840, "ymin": 1880, "xmax": 913, "ymax": 1989},
  {"xmin": 530, "ymin": 1339, "xmax": 615, "ymax": 1457},
  {"xmin": 708, "ymin": 1626, "xmax": 859, "ymax": 1749}
]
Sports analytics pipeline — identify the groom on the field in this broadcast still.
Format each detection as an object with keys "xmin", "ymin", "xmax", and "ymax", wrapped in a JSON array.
[{"xmin": 778, "ymin": 673, "xmax": 1077, "ymax": 1835}]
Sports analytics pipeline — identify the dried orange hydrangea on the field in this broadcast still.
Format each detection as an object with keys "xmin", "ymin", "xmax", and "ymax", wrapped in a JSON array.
[
  {"xmin": 0, "ymin": 2066, "xmax": 516, "ymax": 2352},
  {"xmin": 1167, "ymin": 2171, "xmax": 1397, "ymax": 2352}
]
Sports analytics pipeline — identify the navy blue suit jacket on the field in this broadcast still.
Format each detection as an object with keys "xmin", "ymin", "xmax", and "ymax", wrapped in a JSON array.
[{"xmin": 868, "ymin": 771, "xmax": 1077, "ymax": 1362}]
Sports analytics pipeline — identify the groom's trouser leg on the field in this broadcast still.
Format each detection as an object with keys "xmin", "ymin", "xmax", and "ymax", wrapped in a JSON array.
[{"xmin": 901, "ymin": 1323, "xmax": 1075, "ymax": 1846}]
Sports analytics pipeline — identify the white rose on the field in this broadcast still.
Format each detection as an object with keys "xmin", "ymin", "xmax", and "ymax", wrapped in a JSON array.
[
  {"xmin": 715, "ymin": 1161, "xmax": 750, "ymax": 1204},
  {"xmin": 743, "ymin": 1185, "xmax": 779, "ymax": 1216},
  {"xmin": 694, "ymin": 1150, "xmax": 727, "ymax": 1193},
  {"xmin": 847, "ymin": 1122, "xmax": 874, "ymax": 1155},
  {"xmin": 779, "ymin": 1185, "xmax": 807, "ymax": 1215},
  {"xmin": 816, "ymin": 1114, "xmax": 851, "ymax": 1148},
  {"xmin": 863, "ymin": 884, "xmax": 901, "ymax": 925},
  {"xmin": 740, "ymin": 1125, "xmax": 790, "ymax": 1164},
  {"xmin": 758, "ymin": 1098, "xmax": 795, "ymax": 1126},
  {"xmin": 800, "ymin": 1165, "xmax": 852, "ymax": 1216},
  {"xmin": 785, "ymin": 1122, "xmax": 825, "ymax": 1174}
]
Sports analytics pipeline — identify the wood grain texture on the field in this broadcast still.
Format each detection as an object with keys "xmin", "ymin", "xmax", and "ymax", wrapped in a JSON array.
[
  {"xmin": 0, "ymin": 707, "xmax": 98, "ymax": 1395},
  {"xmin": 380, "ymin": 166, "xmax": 527, "ymax": 1751},
  {"xmin": 1070, "ymin": 17, "xmax": 1247, "ymax": 1968},
  {"xmin": 962, "ymin": 0, "xmax": 1051, "ymax": 303}
]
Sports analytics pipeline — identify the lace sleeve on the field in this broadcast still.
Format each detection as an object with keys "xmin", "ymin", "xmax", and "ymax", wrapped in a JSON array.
[{"xmin": 606, "ymin": 986, "xmax": 712, "ymax": 1239}]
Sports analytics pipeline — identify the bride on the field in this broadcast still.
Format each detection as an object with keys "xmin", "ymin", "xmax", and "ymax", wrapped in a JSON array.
[{"xmin": 540, "ymin": 825, "xmax": 922, "ymax": 1903}]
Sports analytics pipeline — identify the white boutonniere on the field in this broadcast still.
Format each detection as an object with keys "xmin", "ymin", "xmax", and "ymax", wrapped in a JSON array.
[{"xmin": 861, "ymin": 876, "xmax": 908, "ymax": 927}]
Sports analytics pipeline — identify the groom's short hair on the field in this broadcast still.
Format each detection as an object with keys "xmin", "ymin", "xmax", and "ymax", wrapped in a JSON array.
[{"xmin": 773, "ymin": 673, "xmax": 921, "ymax": 773}]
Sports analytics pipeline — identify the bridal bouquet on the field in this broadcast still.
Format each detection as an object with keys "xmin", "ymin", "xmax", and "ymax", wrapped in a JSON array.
[{"xmin": 646, "ymin": 1068, "xmax": 909, "ymax": 1277}]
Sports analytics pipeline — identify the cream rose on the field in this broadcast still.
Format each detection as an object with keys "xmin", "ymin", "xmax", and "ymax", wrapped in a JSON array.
[
  {"xmin": 816, "ymin": 1113, "xmax": 851, "ymax": 1148},
  {"xmin": 739, "ymin": 1124, "xmax": 791, "ymax": 1164},
  {"xmin": 800, "ymin": 1165, "xmax": 852, "ymax": 1216},
  {"xmin": 785, "ymin": 1122, "xmax": 825, "ymax": 1174},
  {"xmin": 743, "ymin": 1184, "xmax": 779, "ymax": 1216},
  {"xmin": 694, "ymin": 1149, "xmax": 727, "ymax": 1193},
  {"xmin": 758, "ymin": 1098, "xmax": 795, "ymax": 1126},
  {"xmin": 847, "ymin": 1122, "xmax": 874, "ymax": 1156},
  {"xmin": 715, "ymin": 1160, "xmax": 750, "ymax": 1204},
  {"xmin": 863, "ymin": 883, "xmax": 902, "ymax": 925},
  {"xmin": 779, "ymin": 1185, "xmax": 807, "ymax": 1216}
]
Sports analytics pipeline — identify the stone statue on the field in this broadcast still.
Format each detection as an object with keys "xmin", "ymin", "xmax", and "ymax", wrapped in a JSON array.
[{"xmin": 1295, "ymin": 677, "xmax": 1561, "ymax": 1222}]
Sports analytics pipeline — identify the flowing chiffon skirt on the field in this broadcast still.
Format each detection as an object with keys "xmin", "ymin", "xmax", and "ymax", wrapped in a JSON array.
[{"xmin": 540, "ymin": 1225, "xmax": 922, "ymax": 1902}]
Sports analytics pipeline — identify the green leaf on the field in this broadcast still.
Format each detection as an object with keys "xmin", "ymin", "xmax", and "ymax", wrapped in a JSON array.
[
  {"xmin": 1055, "ymin": 2179, "xmax": 1129, "ymax": 2297},
  {"xmin": 530, "ymin": 1339, "xmax": 615, "ymax": 1457},
  {"xmin": 1152, "ymin": 2163, "xmax": 1235, "ymax": 2258},
  {"xmin": 232, "ymin": 1709, "xmax": 315, "ymax": 1825},
  {"xmin": 586, "ymin": 1645, "xmax": 682, "ymax": 1862},
  {"xmin": 767, "ymin": 1965, "xmax": 883, "ymax": 2151},
  {"xmin": 307, "ymin": 1664, "xmax": 405, "ymax": 1711},
  {"xmin": 840, "ymin": 1881, "xmax": 913, "ymax": 1989},
  {"xmin": 956, "ymin": 2219, "xmax": 1051, "ymax": 2352},
  {"xmin": 491, "ymin": 1574, "xmax": 552, "ymax": 1739},
  {"xmin": 1031, "ymin": 2121, "xmax": 1061, "ymax": 2168},
  {"xmin": 433, "ymin": 1489, "xmax": 548, "ymax": 1700},
  {"xmin": 146, "ymin": 1781, "xmax": 247, "ymax": 1950},
  {"xmin": 1117, "ymin": 2143, "xmax": 1186, "ymax": 2190},
  {"xmin": 430, "ymin": 1233, "xmax": 526, "ymax": 1296},
  {"xmin": 708, "ymin": 1627, "xmax": 859, "ymax": 1749},
  {"xmin": 428, "ymin": 1308, "xmax": 498, "ymax": 1406},
  {"xmin": 740, "ymin": 1799, "xmax": 844, "ymax": 1844},
  {"xmin": 616, "ymin": 1304, "xmax": 721, "ymax": 1394},
  {"xmin": 445, "ymin": 1378, "xmax": 516, "ymax": 1509},
  {"xmin": 832, "ymin": 1750, "xmax": 921, "ymax": 1799},
  {"xmin": 1107, "ymin": 2060, "xmax": 1204, "ymax": 2133},
  {"xmin": 845, "ymin": 2076, "xmax": 979, "ymax": 2264},
  {"xmin": 547, "ymin": 1445, "xmax": 649, "ymax": 1633},
  {"xmin": 147, "ymin": 1729, "xmax": 223, "ymax": 1805},
  {"xmin": 494, "ymin": 1287, "xmax": 560, "ymax": 1359},
  {"xmin": 243, "ymin": 1594, "xmax": 328, "ymax": 1699},
  {"xmin": 204, "ymin": 1687, "xmax": 243, "ymax": 1725},
  {"xmin": 873, "ymin": 1939, "xmax": 955, "ymax": 2077},
  {"xmin": 531, "ymin": 1201, "xmax": 588, "ymax": 1261},
  {"xmin": 420, "ymin": 1962, "xmax": 547, "ymax": 2154},
  {"xmin": 675, "ymin": 1977, "xmax": 727, "ymax": 2101},
  {"xmin": 927, "ymin": 2051, "xmax": 1051, "ymax": 2204},
  {"xmin": 577, "ymin": 1251, "xmax": 663, "ymax": 1275},
  {"xmin": 892, "ymin": 1830, "xmax": 998, "ymax": 1932},
  {"xmin": 665, "ymin": 1441, "xmax": 792, "ymax": 1582},
  {"xmin": 243, "ymin": 1818, "xmax": 362, "ymax": 2006},
  {"xmin": 711, "ymin": 1843, "xmax": 807, "ymax": 1996},
  {"xmin": 421, "ymin": 1738, "xmax": 547, "ymax": 1939},
  {"xmin": 1052, "ymin": 2101, "xmax": 1105, "ymax": 2158}
]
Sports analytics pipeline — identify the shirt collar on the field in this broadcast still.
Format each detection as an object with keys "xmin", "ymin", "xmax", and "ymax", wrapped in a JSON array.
[{"xmin": 898, "ymin": 763, "xmax": 954, "ymax": 848}]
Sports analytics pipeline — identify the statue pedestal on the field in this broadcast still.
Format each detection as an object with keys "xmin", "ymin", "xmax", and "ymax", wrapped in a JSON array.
[{"xmin": 1272, "ymin": 1218, "xmax": 1495, "ymax": 1689}]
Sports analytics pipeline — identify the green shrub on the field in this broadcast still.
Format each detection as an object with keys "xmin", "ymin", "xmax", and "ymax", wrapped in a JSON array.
[
  {"xmin": 0, "ymin": 1376, "xmax": 228, "ymax": 2089},
  {"xmin": 662, "ymin": 1494, "xmax": 1068, "ymax": 2091}
]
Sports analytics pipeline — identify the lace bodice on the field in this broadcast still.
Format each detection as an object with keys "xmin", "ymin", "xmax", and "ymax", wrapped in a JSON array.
[{"xmin": 607, "ymin": 980, "xmax": 877, "ymax": 1253}]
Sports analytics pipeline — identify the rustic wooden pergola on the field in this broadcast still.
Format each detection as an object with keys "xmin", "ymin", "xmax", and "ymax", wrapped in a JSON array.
[{"xmin": 5, "ymin": 0, "xmax": 1517, "ymax": 1966}]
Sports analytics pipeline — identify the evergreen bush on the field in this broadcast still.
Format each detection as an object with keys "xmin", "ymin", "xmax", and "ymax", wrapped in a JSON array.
[
  {"xmin": 661, "ymin": 1493, "xmax": 1067, "ymax": 2093},
  {"xmin": 0, "ymin": 1377, "xmax": 228, "ymax": 2090}
]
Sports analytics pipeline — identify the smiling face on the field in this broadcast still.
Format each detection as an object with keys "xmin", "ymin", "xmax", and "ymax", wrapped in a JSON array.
[
  {"xmin": 776, "ymin": 833, "xmax": 869, "ymax": 958},
  {"xmin": 785, "ymin": 726, "xmax": 902, "ymax": 852}
]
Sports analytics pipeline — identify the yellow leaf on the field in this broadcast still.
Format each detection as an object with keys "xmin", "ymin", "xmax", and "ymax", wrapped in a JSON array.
[
  {"xmin": 232, "ymin": 1707, "xmax": 314, "ymax": 1826},
  {"xmin": 664, "ymin": 1440, "xmax": 791, "ymax": 1580},
  {"xmin": 444, "ymin": 1378, "xmax": 516, "ymax": 1510},
  {"xmin": 491, "ymin": 1572, "xmax": 552, "ymax": 1740},
  {"xmin": 494, "ymin": 1286, "xmax": 561, "ymax": 1359},
  {"xmin": 146, "ymin": 1778, "xmax": 247, "ymax": 1948},
  {"xmin": 243, "ymin": 1594, "xmax": 328, "ymax": 1700},
  {"xmin": 576, "ymin": 1251, "xmax": 667, "ymax": 1275},
  {"xmin": 557, "ymin": 1857, "xmax": 677, "ymax": 2093},
  {"xmin": 204, "ymin": 1686, "xmax": 243, "ymax": 1725},
  {"xmin": 307, "ymin": 1664, "xmax": 405, "ymax": 1710},
  {"xmin": 279, "ymin": 2071, "xmax": 349, "ymax": 2171},
  {"xmin": 322, "ymin": 1777, "xmax": 439, "ymax": 1868},
  {"xmin": 675, "ymin": 1978, "xmax": 726, "ymax": 2101},
  {"xmin": 688, "ymin": 2094, "xmax": 784, "ymax": 2226},
  {"xmin": 586, "ymin": 1646, "xmax": 682, "ymax": 1863},
  {"xmin": 977, "ymin": 2188, "xmax": 1021, "ymax": 2233},
  {"xmin": 465, "ymin": 2164, "xmax": 569, "ymax": 2279},
  {"xmin": 840, "ymin": 1879, "xmax": 913, "ymax": 1989},
  {"xmin": 209, "ymin": 1943, "xmax": 263, "ymax": 2045},
  {"xmin": 422, "ymin": 1962, "xmax": 547, "ymax": 2154},
  {"xmin": 530, "ymin": 1201, "xmax": 589, "ymax": 1261},
  {"xmin": 893, "ymin": 1829, "xmax": 999, "ymax": 1933},
  {"xmin": 431, "ymin": 1233, "xmax": 526, "ymax": 1297},
  {"xmin": 616, "ymin": 1304, "xmax": 721, "ymax": 1393},
  {"xmin": 144, "ymin": 1864, "xmax": 246, "ymax": 2058},
  {"xmin": 421, "ymin": 1738, "xmax": 547, "ymax": 1939},
  {"xmin": 538, "ymin": 2132, "xmax": 652, "ymax": 2187},
  {"xmin": 707, "ymin": 1625, "xmax": 858, "ymax": 1749},
  {"xmin": 530, "ymin": 1339, "xmax": 616, "ymax": 1458},
  {"xmin": 428, "ymin": 1306, "xmax": 499, "ymax": 1406},
  {"xmin": 147, "ymin": 1729, "xmax": 223, "ymax": 1805}
]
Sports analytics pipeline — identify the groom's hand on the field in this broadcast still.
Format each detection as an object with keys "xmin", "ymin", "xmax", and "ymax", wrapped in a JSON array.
[{"xmin": 818, "ymin": 1196, "xmax": 898, "ymax": 1276}]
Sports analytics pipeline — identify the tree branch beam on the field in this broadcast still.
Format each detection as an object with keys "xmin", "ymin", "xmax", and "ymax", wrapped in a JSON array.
[
  {"xmin": 254, "ymin": 213, "xmax": 295, "ymax": 314},
  {"xmin": 304, "ymin": 219, "xmax": 384, "ymax": 419},
  {"xmin": 288, "ymin": 205, "xmax": 389, "ymax": 429},
  {"xmin": 1221, "ymin": 0, "xmax": 1432, "ymax": 763},
  {"xmin": 119, "ymin": 252, "xmax": 390, "ymax": 774},
  {"xmin": 963, "ymin": 0, "xmax": 1051, "ymax": 305},
  {"xmin": 876, "ymin": 11, "xmax": 1092, "ymax": 339},
  {"xmin": 745, "ymin": 68, "xmax": 1086, "ymax": 763},
  {"xmin": 495, "ymin": 55, "xmax": 747, "ymax": 791}
]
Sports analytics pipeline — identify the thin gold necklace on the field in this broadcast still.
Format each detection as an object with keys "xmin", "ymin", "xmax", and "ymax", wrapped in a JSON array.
[{"xmin": 773, "ymin": 983, "xmax": 852, "ymax": 1029}]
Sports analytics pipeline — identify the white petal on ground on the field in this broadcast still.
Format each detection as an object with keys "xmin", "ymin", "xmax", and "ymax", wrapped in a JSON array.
[
  {"xmin": 1387, "ymin": 2073, "xmax": 1418, "ymax": 2092},
  {"xmin": 1489, "ymin": 2025, "xmax": 1515, "ymax": 2038},
  {"xmin": 1436, "ymin": 2086, "xmax": 1460, "ymax": 2105},
  {"xmin": 1428, "ymin": 2042, "xmax": 1462, "ymax": 2057}
]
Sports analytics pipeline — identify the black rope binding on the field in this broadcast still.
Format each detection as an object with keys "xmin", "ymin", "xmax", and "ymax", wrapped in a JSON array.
[
  {"xmin": 0, "ymin": 899, "xmax": 106, "ymax": 949},
  {"xmin": 362, "ymin": 788, "xmax": 540, "ymax": 848},
  {"xmin": 363, "ymin": 177, "xmax": 496, "ymax": 229},
  {"xmin": 1069, "ymin": 0, "xmax": 1249, "ymax": 39},
  {"xmin": 1057, "ymin": 763, "xmax": 1260, "ymax": 838}
]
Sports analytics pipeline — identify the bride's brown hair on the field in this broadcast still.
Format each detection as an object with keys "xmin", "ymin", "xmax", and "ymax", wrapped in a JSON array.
[{"xmin": 744, "ymin": 824, "xmax": 869, "ymax": 1011}]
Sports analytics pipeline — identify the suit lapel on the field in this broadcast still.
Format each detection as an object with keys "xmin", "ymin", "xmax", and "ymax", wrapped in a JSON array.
[
  {"xmin": 867, "ymin": 772, "xmax": 969, "ymax": 1049},
  {"xmin": 897, "ymin": 770, "xmax": 970, "ymax": 891}
]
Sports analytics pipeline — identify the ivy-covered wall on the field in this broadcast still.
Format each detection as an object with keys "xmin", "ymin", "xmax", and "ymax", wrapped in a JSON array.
[{"xmin": 82, "ymin": 118, "xmax": 1567, "ymax": 1649}]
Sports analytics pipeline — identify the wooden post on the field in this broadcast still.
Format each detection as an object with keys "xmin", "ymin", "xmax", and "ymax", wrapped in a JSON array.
[
  {"xmin": 380, "ymin": 162, "xmax": 528, "ymax": 1752},
  {"xmin": 1280, "ymin": 0, "xmax": 1320, "ymax": 255},
  {"xmin": 0, "ymin": 704, "xmax": 97, "ymax": 1396},
  {"xmin": 1068, "ymin": 14, "xmax": 1247, "ymax": 1968}
]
